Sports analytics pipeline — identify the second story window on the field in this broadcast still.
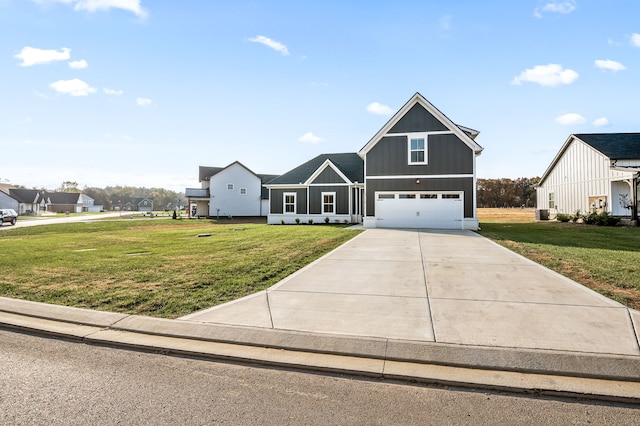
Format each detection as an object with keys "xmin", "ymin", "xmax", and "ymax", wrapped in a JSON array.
[{"xmin": 409, "ymin": 137, "xmax": 426, "ymax": 164}]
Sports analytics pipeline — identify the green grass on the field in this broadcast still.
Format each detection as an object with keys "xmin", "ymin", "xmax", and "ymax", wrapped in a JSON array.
[
  {"xmin": 478, "ymin": 221, "xmax": 640, "ymax": 309},
  {"xmin": 0, "ymin": 218, "xmax": 361, "ymax": 318}
]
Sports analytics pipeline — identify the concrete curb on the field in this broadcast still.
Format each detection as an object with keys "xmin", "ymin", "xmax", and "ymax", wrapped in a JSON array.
[{"xmin": 1, "ymin": 297, "xmax": 639, "ymax": 403}]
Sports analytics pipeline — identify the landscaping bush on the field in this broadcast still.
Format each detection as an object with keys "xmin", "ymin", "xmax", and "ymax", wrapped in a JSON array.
[
  {"xmin": 572, "ymin": 210, "xmax": 581, "ymax": 223},
  {"xmin": 556, "ymin": 214, "xmax": 571, "ymax": 222},
  {"xmin": 582, "ymin": 212, "xmax": 620, "ymax": 226}
]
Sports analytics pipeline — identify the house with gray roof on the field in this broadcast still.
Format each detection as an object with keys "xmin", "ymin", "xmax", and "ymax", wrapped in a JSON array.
[
  {"xmin": 267, "ymin": 93, "xmax": 484, "ymax": 229},
  {"xmin": 185, "ymin": 161, "xmax": 277, "ymax": 218},
  {"xmin": 537, "ymin": 133, "xmax": 640, "ymax": 219},
  {"xmin": 265, "ymin": 153, "xmax": 364, "ymax": 224},
  {"xmin": 7, "ymin": 188, "xmax": 47, "ymax": 214},
  {"xmin": 45, "ymin": 191, "xmax": 100, "ymax": 213}
]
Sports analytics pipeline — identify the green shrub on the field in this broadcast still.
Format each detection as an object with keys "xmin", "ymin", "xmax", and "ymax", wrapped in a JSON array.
[
  {"xmin": 308, "ymin": 219, "xmax": 313, "ymax": 225},
  {"xmin": 572, "ymin": 209, "xmax": 581, "ymax": 223},
  {"xmin": 324, "ymin": 217, "xmax": 330, "ymax": 224},
  {"xmin": 583, "ymin": 212, "xmax": 621, "ymax": 226},
  {"xmin": 295, "ymin": 218, "xmax": 300, "ymax": 225},
  {"xmin": 583, "ymin": 212, "xmax": 598, "ymax": 225},
  {"xmin": 556, "ymin": 214, "xmax": 571, "ymax": 222}
]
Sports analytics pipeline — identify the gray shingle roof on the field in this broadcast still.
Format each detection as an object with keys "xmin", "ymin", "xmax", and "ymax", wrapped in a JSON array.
[
  {"xmin": 46, "ymin": 191, "xmax": 81, "ymax": 204},
  {"xmin": 576, "ymin": 133, "xmax": 640, "ymax": 160},
  {"xmin": 199, "ymin": 166, "xmax": 224, "ymax": 181},
  {"xmin": 267, "ymin": 153, "xmax": 363, "ymax": 185},
  {"xmin": 9, "ymin": 188, "xmax": 43, "ymax": 203}
]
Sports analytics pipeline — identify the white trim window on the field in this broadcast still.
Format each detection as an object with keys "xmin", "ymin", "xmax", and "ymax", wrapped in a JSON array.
[
  {"xmin": 227, "ymin": 183, "xmax": 234, "ymax": 190},
  {"xmin": 408, "ymin": 136, "xmax": 427, "ymax": 164},
  {"xmin": 284, "ymin": 192, "xmax": 296, "ymax": 214},
  {"xmin": 239, "ymin": 188, "xmax": 247, "ymax": 195},
  {"xmin": 322, "ymin": 192, "xmax": 335, "ymax": 214}
]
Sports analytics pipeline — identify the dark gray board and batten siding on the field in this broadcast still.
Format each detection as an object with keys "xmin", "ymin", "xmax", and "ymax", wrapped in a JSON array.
[{"xmin": 364, "ymin": 103, "xmax": 476, "ymax": 218}]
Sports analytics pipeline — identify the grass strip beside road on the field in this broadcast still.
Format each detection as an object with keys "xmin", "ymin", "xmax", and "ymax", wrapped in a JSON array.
[
  {"xmin": 478, "ymin": 221, "xmax": 640, "ymax": 309},
  {"xmin": 0, "ymin": 218, "xmax": 361, "ymax": 318}
]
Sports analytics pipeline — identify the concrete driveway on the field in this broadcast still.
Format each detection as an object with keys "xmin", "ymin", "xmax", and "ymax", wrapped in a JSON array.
[{"xmin": 184, "ymin": 228, "xmax": 640, "ymax": 357}]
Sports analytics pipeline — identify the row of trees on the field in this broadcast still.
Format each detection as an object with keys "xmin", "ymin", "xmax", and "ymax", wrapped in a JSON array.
[
  {"xmin": 9, "ymin": 177, "xmax": 542, "ymax": 211},
  {"xmin": 476, "ymin": 177, "xmax": 540, "ymax": 208},
  {"xmin": 58, "ymin": 181, "xmax": 184, "ymax": 211}
]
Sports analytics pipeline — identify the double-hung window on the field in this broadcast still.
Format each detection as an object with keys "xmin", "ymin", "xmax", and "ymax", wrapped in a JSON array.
[
  {"xmin": 322, "ymin": 192, "xmax": 335, "ymax": 214},
  {"xmin": 284, "ymin": 192, "xmax": 296, "ymax": 214},
  {"xmin": 409, "ymin": 136, "xmax": 427, "ymax": 164}
]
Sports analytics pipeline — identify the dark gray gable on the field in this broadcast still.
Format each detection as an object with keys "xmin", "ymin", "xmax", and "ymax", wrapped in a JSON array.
[
  {"xmin": 576, "ymin": 133, "xmax": 640, "ymax": 160},
  {"xmin": 388, "ymin": 103, "xmax": 449, "ymax": 133},
  {"xmin": 310, "ymin": 165, "xmax": 348, "ymax": 184}
]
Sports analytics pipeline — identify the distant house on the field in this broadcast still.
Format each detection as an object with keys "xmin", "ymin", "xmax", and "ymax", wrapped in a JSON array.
[
  {"xmin": 185, "ymin": 161, "xmax": 277, "ymax": 218},
  {"xmin": 46, "ymin": 192, "xmax": 101, "ymax": 213},
  {"xmin": 7, "ymin": 188, "xmax": 47, "ymax": 214},
  {"xmin": 115, "ymin": 197, "xmax": 153, "ymax": 212},
  {"xmin": 537, "ymin": 133, "xmax": 640, "ymax": 219}
]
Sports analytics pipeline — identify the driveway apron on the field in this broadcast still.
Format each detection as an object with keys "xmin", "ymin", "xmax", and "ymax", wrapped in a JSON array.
[{"xmin": 182, "ymin": 229, "xmax": 640, "ymax": 357}]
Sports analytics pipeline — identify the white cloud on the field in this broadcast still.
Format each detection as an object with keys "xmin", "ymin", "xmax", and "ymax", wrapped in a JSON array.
[
  {"xmin": 555, "ymin": 113, "xmax": 586, "ymax": 125},
  {"xmin": 593, "ymin": 117, "xmax": 609, "ymax": 127},
  {"xmin": 33, "ymin": 0, "xmax": 148, "ymax": 18},
  {"xmin": 366, "ymin": 102, "xmax": 393, "ymax": 115},
  {"xmin": 15, "ymin": 46, "xmax": 71, "ymax": 66},
  {"xmin": 248, "ymin": 35, "xmax": 289, "ymax": 56},
  {"xmin": 511, "ymin": 64, "xmax": 579, "ymax": 87},
  {"xmin": 298, "ymin": 132, "xmax": 323, "ymax": 144},
  {"xmin": 534, "ymin": 1, "xmax": 576, "ymax": 17},
  {"xmin": 104, "ymin": 87, "xmax": 124, "ymax": 95},
  {"xmin": 68, "ymin": 59, "xmax": 88, "ymax": 69},
  {"xmin": 136, "ymin": 97, "xmax": 152, "ymax": 106},
  {"xmin": 49, "ymin": 78, "xmax": 97, "ymax": 96},
  {"xmin": 631, "ymin": 33, "xmax": 640, "ymax": 47},
  {"xmin": 595, "ymin": 59, "xmax": 626, "ymax": 72}
]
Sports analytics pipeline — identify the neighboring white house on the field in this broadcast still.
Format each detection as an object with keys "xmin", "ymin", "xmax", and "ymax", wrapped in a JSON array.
[
  {"xmin": 537, "ymin": 133, "xmax": 640, "ymax": 218},
  {"xmin": 185, "ymin": 161, "xmax": 277, "ymax": 218}
]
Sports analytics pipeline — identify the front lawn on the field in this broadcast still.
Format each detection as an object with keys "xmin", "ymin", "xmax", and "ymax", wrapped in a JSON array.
[
  {"xmin": 0, "ymin": 218, "xmax": 361, "ymax": 318},
  {"xmin": 478, "ymin": 220, "xmax": 640, "ymax": 309}
]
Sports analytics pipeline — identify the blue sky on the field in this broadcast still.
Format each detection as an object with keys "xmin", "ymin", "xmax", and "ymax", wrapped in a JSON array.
[{"xmin": 2, "ymin": 0, "xmax": 639, "ymax": 192}]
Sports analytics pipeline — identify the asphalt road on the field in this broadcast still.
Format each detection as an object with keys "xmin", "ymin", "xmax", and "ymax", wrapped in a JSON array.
[
  {"xmin": 1, "ymin": 329, "xmax": 638, "ymax": 425},
  {"xmin": 0, "ymin": 212, "xmax": 130, "ymax": 230}
]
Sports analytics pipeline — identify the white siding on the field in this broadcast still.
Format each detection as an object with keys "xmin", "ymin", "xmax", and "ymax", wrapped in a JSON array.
[
  {"xmin": 209, "ymin": 163, "xmax": 262, "ymax": 217},
  {"xmin": 537, "ymin": 139, "xmax": 633, "ymax": 215}
]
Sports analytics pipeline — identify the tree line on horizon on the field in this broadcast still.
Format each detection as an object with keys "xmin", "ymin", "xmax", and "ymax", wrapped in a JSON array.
[
  {"xmin": 2, "ymin": 180, "xmax": 185, "ymax": 212},
  {"xmin": 5, "ymin": 177, "xmax": 541, "ymax": 211},
  {"xmin": 476, "ymin": 177, "xmax": 540, "ymax": 208}
]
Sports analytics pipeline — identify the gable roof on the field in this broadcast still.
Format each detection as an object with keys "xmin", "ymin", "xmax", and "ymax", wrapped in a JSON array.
[
  {"xmin": 9, "ymin": 188, "xmax": 43, "ymax": 203},
  {"xmin": 266, "ymin": 153, "xmax": 364, "ymax": 185},
  {"xmin": 46, "ymin": 191, "xmax": 82, "ymax": 204},
  {"xmin": 359, "ymin": 92, "xmax": 483, "ymax": 156},
  {"xmin": 575, "ymin": 133, "xmax": 640, "ymax": 160},
  {"xmin": 199, "ymin": 161, "xmax": 264, "ymax": 182},
  {"xmin": 539, "ymin": 133, "xmax": 640, "ymax": 185}
]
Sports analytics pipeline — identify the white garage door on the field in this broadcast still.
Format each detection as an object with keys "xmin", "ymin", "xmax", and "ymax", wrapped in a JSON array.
[{"xmin": 375, "ymin": 192, "xmax": 463, "ymax": 229}]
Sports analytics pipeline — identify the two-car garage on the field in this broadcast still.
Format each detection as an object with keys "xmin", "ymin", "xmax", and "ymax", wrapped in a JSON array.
[{"xmin": 374, "ymin": 191, "xmax": 464, "ymax": 229}]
